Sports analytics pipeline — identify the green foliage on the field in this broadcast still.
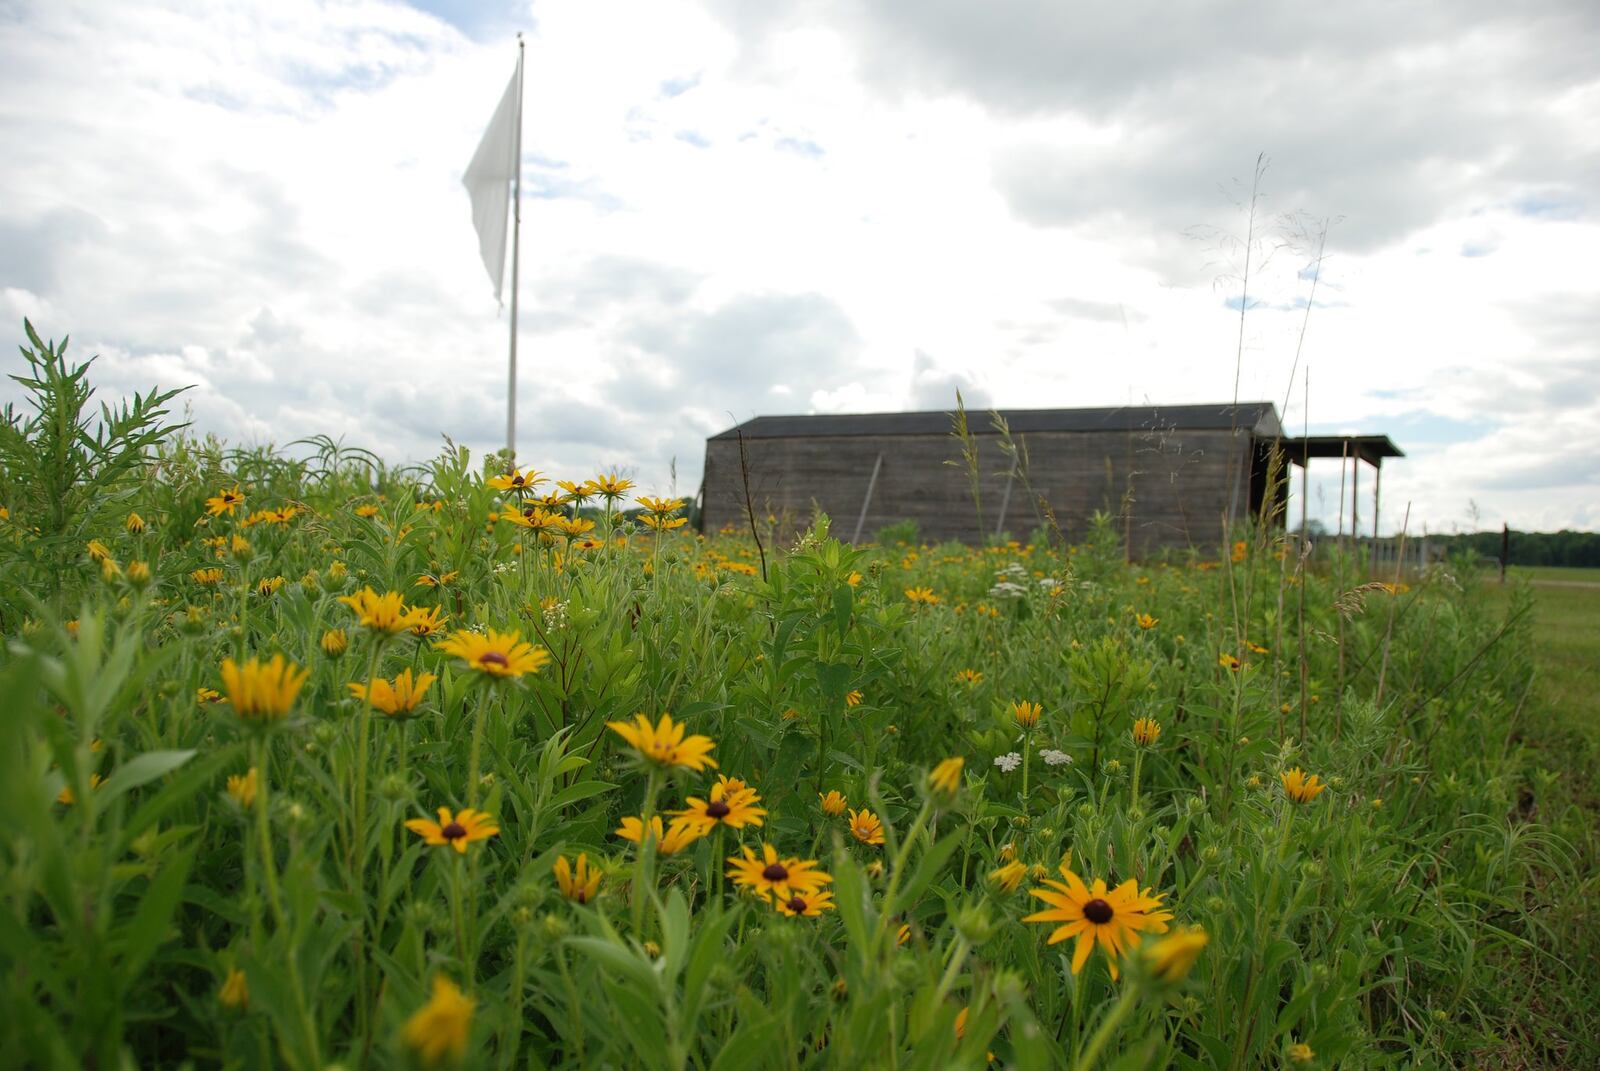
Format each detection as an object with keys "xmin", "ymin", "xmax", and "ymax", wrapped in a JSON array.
[{"xmin": 0, "ymin": 331, "xmax": 1592, "ymax": 1069}]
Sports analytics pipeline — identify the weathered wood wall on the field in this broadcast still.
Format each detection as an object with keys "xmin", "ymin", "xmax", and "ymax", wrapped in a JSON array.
[{"xmin": 702, "ymin": 427, "xmax": 1257, "ymax": 556}]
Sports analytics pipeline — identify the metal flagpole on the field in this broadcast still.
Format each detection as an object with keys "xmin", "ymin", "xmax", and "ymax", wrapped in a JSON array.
[{"xmin": 506, "ymin": 35, "xmax": 524, "ymax": 464}]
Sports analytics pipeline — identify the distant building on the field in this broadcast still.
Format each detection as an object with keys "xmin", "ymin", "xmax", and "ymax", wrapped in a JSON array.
[{"xmin": 700, "ymin": 403, "xmax": 1401, "ymax": 555}]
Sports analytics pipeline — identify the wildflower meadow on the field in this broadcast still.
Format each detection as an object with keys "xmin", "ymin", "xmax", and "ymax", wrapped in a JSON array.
[{"xmin": 1, "ymin": 320, "xmax": 1594, "ymax": 1069}]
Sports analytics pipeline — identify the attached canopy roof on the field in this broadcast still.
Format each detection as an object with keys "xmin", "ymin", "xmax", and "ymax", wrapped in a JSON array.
[
  {"xmin": 1278, "ymin": 435, "xmax": 1405, "ymax": 467},
  {"xmin": 711, "ymin": 402, "xmax": 1284, "ymax": 441}
]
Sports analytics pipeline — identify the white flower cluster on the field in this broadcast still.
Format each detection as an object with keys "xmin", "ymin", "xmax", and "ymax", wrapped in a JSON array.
[
  {"xmin": 993, "ymin": 752, "xmax": 1023, "ymax": 773},
  {"xmin": 988, "ymin": 580, "xmax": 1029, "ymax": 599},
  {"xmin": 1040, "ymin": 749, "xmax": 1072, "ymax": 767},
  {"xmin": 542, "ymin": 599, "xmax": 570, "ymax": 631}
]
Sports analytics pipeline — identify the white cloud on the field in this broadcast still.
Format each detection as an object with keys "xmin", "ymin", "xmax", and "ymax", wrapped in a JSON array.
[{"xmin": 0, "ymin": 0, "xmax": 1595, "ymax": 531}]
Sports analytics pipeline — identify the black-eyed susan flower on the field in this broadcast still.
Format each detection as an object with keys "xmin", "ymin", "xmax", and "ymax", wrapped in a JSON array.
[
  {"xmin": 607, "ymin": 712, "xmax": 718, "ymax": 771},
  {"xmin": 989, "ymin": 860, "xmax": 1028, "ymax": 893},
  {"xmin": 818, "ymin": 790, "xmax": 847, "ymax": 816},
  {"xmin": 586, "ymin": 473, "xmax": 633, "ymax": 502},
  {"xmin": 57, "ymin": 772, "xmax": 105, "ymax": 804},
  {"xmin": 125, "ymin": 511, "xmax": 147, "ymax": 533},
  {"xmin": 206, "ymin": 485, "xmax": 244, "ymax": 517},
  {"xmin": 1218, "ymin": 652, "xmax": 1242, "ymax": 671},
  {"xmin": 1144, "ymin": 925, "xmax": 1208, "ymax": 983},
  {"xmin": 553, "ymin": 852, "xmax": 601, "ymax": 904},
  {"xmin": 502, "ymin": 505, "xmax": 561, "ymax": 532},
  {"xmin": 1287, "ymin": 1042, "xmax": 1314, "ymax": 1063},
  {"xmin": 726, "ymin": 843, "xmax": 832, "ymax": 903},
  {"xmin": 848, "ymin": 807, "xmax": 885, "ymax": 847},
  {"xmin": 86, "ymin": 539, "xmax": 113, "ymax": 562},
  {"xmin": 405, "ymin": 807, "xmax": 499, "ymax": 854},
  {"xmin": 675, "ymin": 781, "xmax": 766, "ymax": 832},
  {"xmin": 220, "ymin": 655, "xmax": 309, "ymax": 722},
  {"xmin": 414, "ymin": 570, "xmax": 459, "ymax": 589},
  {"xmin": 1023, "ymin": 863, "xmax": 1174, "ymax": 978},
  {"xmin": 1280, "ymin": 767, "xmax": 1328, "ymax": 803},
  {"xmin": 1135, "ymin": 612, "xmax": 1159, "ymax": 630},
  {"xmin": 354, "ymin": 504, "xmax": 380, "ymax": 519},
  {"xmin": 338, "ymin": 587, "xmax": 425, "ymax": 634},
  {"xmin": 488, "ymin": 467, "xmax": 545, "ymax": 493},
  {"xmin": 1011, "ymin": 700, "xmax": 1043, "ymax": 729},
  {"xmin": 226, "ymin": 768, "xmax": 258, "ymax": 809},
  {"xmin": 125, "ymin": 560, "xmax": 151, "ymax": 587},
  {"xmin": 905, "ymin": 586, "xmax": 940, "ymax": 605},
  {"xmin": 637, "ymin": 495, "xmax": 685, "ymax": 515},
  {"xmin": 406, "ymin": 605, "xmax": 450, "ymax": 639},
  {"xmin": 255, "ymin": 576, "xmax": 285, "ymax": 598},
  {"xmin": 615, "ymin": 814, "xmax": 704, "ymax": 856},
  {"xmin": 402, "ymin": 975, "xmax": 474, "ymax": 1067},
  {"xmin": 895, "ymin": 922, "xmax": 911, "ymax": 945},
  {"xmin": 775, "ymin": 888, "xmax": 835, "ymax": 917},
  {"xmin": 219, "ymin": 967, "xmax": 249, "ymax": 1010},
  {"xmin": 192, "ymin": 567, "xmax": 223, "ymax": 586},
  {"xmin": 1132, "ymin": 717, "xmax": 1162, "ymax": 746},
  {"xmin": 197, "ymin": 687, "xmax": 223, "ymax": 704},
  {"xmin": 928, "ymin": 757, "xmax": 964, "ymax": 798},
  {"xmin": 955, "ymin": 668, "xmax": 983, "ymax": 685},
  {"xmin": 639, "ymin": 512, "xmax": 687, "ymax": 531},
  {"xmin": 844, "ymin": 690, "xmax": 864, "ymax": 708},
  {"xmin": 435, "ymin": 628, "xmax": 550, "ymax": 678},
  {"xmin": 348, "ymin": 668, "xmax": 437, "ymax": 717},
  {"xmin": 320, "ymin": 628, "xmax": 348, "ymax": 656}
]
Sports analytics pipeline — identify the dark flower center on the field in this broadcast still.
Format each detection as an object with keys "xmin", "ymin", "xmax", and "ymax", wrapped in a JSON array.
[
  {"xmin": 762, "ymin": 862, "xmax": 789, "ymax": 882},
  {"xmin": 441, "ymin": 822, "xmax": 468, "ymax": 840},
  {"xmin": 575, "ymin": 890, "xmax": 587, "ymax": 904},
  {"xmin": 512, "ymin": 476, "xmax": 524, "ymax": 485},
  {"xmin": 786, "ymin": 896, "xmax": 807, "ymax": 914},
  {"xmin": 479, "ymin": 651, "xmax": 509, "ymax": 668},
  {"xmin": 1083, "ymin": 898, "xmax": 1115, "ymax": 925},
  {"xmin": 706, "ymin": 800, "xmax": 731, "ymax": 819}
]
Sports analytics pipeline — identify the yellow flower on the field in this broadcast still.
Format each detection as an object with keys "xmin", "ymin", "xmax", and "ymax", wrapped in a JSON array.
[
  {"xmin": 1280, "ymin": 767, "xmax": 1328, "ymax": 804},
  {"xmin": 896, "ymin": 922, "xmax": 911, "ymax": 944},
  {"xmin": 206, "ymin": 485, "xmax": 244, "ymax": 517},
  {"xmin": 1218, "ymin": 652, "xmax": 1242, "ymax": 671},
  {"xmin": 844, "ymin": 689, "xmax": 864, "ymax": 707},
  {"xmin": 85, "ymin": 539, "xmax": 112, "ymax": 562},
  {"xmin": 99, "ymin": 557, "xmax": 122, "ymax": 581},
  {"xmin": 320, "ymin": 628, "xmax": 348, "ymax": 656},
  {"xmin": 436, "ymin": 628, "xmax": 551, "ymax": 678},
  {"xmin": 955, "ymin": 668, "xmax": 983, "ymax": 685},
  {"xmin": 219, "ymin": 967, "xmax": 249, "ymax": 1010},
  {"xmin": 1011, "ymin": 700, "xmax": 1043, "ymax": 729},
  {"xmin": 726, "ymin": 843, "xmax": 832, "ymax": 903},
  {"xmin": 488, "ymin": 467, "xmax": 545, "ymax": 492},
  {"xmin": 502, "ymin": 505, "xmax": 561, "ymax": 532},
  {"xmin": 675, "ymin": 781, "xmax": 766, "ymax": 832},
  {"xmin": 1023, "ymin": 863, "xmax": 1174, "ymax": 978},
  {"xmin": 774, "ymin": 888, "xmax": 835, "ymax": 917},
  {"xmin": 255, "ymin": 576, "xmax": 285, "ymax": 598},
  {"xmin": 327, "ymin": 560, "xmax": 347, "ymax": 581},
  {"xmin": 955, "ymin": 1005, "xmax": 968, "ymax": 1040},
  {"xmin": 636, "ymin": 496, "xmax": 685, "ymax": 514},
  {"xmin": 404, "ymin": 806, "xmax": 499, "ymax": 853},
  {"xmin": 406, "ymin": 605, "xmax": 450, "ymax": 639},
  {"xmin": 556, "ymin": 516, "xmax": 596, "ymax": 538},
  {"xmin": 414, "ymin": 570, "xmax": 459, "ymax": 588},
  {"xmin": 904, "ymin": 586, "xmax": 940, "ymax": 605},
  {"xmin": 126, "ymin": 560, "xmax": 152, "ymax": 587},
  {"xmin": 125, "ymin": 512, "xmax": 147, "ymax": 533},
  {"xmin": 989, "ymin": 860, "xmax": 1028, "ymax": 893},
  {"xmin": 553, "ymin": 852, "xmax": 601, "ymax": 904},
  {"xmin": 338, "ymin": 587, "xmax": 425, "ymax": 634},
  {"xmin": 226, "ymin": 768, "xmax": 259, "ymax": 809},
  {"xmin": 1144, "ymin": 926, "xmax": 1208, "ymax": 983},
  {"xmin": 999, "ymin": 842, "xmax": 1018, "ymax": 863},
  {"xmin": 846, "ymin": 571, "xmax": 862, "ymax": 586},
  {"xmin": 928, "ymin": 757, "xmax": 964, "ymax": 798},
  {"xmin": 197, "ymin": 687, "xmax": 223, "ymax": 704},
  {"xmin": 556, "ymin": 479, "xmax": 590, "ymax": 501},
  {"xmin": 228, "ymin": 534, "xmax": 251, "ymax": 557},
  {"xmin": 402, "ymin": 975, "xmax": 474, "ymax": 1067},
  {"xmin": 348, "ymin": 668, "xmax": 437, "ymax": 717},
  {"xmin": 818, "ymin": 790, "xmax": 848, "ymax": 816},
  {"xmin": 220, "ymin": 655, "xmax": 309, "ymax": 722},
  {"xmin": 1287, "ymin": 1042, "xmax": 1315, "ymax": 1063},
  {"xmin": 848, "ymin": 808, "xmax": 885, "ymax": 846},
  {"xmin": 1135, "ymin": 612, "xmax": 1158, "ymax": 630},
  {"xmin": 615, "ymin": 815, "xmax": 704, "ymax": 856},
  {"xmin": 1132, "ymin": 717, "xmax": 1162, "ymax": 746},
  {"xmin": 607, "ymin": 712, "xmax": 718, "ymax": 771},
  {"xmin": 354, "ymin": 504, "xmax": 380, "ymax": 518},
  {"xmin": 639, "ymin": 513, "xmax": 688, "ymax": 531},
  {"xmin": 1231, "ymin": 540, "xmax": 1247, "ymax": 563},
  {"xmin": 587, "ymin": 473, "xmax": 634, "ymax": 501}
]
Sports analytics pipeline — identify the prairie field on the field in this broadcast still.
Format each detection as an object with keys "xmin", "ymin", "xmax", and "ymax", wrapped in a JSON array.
[{"xmin": 2, "ymin": 328, "xmax": 1596, "ymax": 1070}]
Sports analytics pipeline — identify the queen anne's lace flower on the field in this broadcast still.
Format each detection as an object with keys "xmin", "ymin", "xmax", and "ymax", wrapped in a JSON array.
[
  {"xmin": 994, "ymin": 752, "xmax": 1023, "ymax": 773},
  {"xmin": 1040, "ymin": 749, "xmax": 1073, "ymax": 767}
]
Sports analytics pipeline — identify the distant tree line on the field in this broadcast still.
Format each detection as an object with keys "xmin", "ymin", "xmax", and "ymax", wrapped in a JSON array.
[{"xmin": 1426, "ymin": 529, "xmax": 1600, "ymax": 568}]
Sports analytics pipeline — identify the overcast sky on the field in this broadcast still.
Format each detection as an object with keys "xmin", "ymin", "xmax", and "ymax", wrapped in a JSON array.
[{"xmin": 2, "ymin": 0, "xmax": 1596, "ymax": 535}]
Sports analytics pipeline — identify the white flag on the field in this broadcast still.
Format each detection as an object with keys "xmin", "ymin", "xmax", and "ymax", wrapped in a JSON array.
[{"xmin": 463, "ymin": 60, "xmax": 521, "ymax": 302}]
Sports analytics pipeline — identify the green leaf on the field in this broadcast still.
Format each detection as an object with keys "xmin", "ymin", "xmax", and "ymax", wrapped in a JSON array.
[
  {"xmin": 100, "ymin": 749, "xmax": 197, "ymax": 805},
  {"xmin": 117, "ymin": 847, "xmax": 195, "ymax": 992}
]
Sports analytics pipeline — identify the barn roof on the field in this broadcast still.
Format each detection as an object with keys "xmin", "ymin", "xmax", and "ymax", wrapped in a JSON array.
[{"xmin": 710, "ymin": 402, "xmax": 1284, "ymax": 441}]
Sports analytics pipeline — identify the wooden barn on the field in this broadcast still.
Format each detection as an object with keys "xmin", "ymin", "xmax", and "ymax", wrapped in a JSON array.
[{"xmin": 699, "ymin": 403, "xmax": 1402, "ymax": 555}]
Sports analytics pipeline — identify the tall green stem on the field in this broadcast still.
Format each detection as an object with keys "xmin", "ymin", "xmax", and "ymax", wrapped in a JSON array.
[{"xmin": 1073, "ymin": 984, "xmax": 1139, "ymax": 1071}]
